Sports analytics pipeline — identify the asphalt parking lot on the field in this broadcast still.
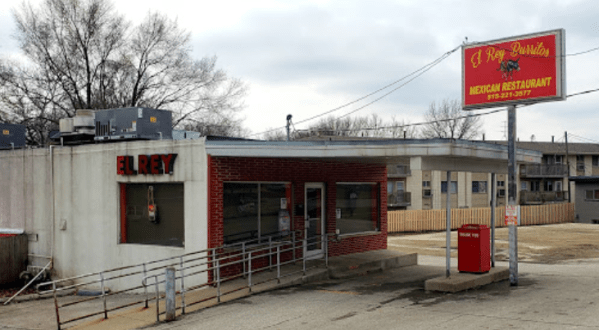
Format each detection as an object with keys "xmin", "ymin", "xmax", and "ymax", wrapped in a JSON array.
[
  {"xmin": 147, "ymin": 255, "xmax": 599, "ymax": 330},
  {"xmin": 3, "ymin": 224, "xmax": 599, "ymax": 330}
]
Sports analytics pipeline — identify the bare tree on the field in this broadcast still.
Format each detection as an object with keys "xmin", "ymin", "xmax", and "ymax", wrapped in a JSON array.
[
  {"xmin": 262, "ymin": 129, "xmax": 287, "ymax": 141},
  {"xmin": 290, "ymin": 114, "xmax": 418, "ymax": 140},
  {"xmin": 420, "ymin": 99, "xmax": 483, "ymax": 140},
  {"xmin": 0, "ymin": 0, "xmax": 247, "ymax": 144}
]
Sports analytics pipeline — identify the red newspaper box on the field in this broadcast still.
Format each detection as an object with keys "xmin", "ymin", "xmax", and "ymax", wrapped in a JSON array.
[{"xmin": 458, "ymin": 224, "xmax": 490, "ymax": 273}]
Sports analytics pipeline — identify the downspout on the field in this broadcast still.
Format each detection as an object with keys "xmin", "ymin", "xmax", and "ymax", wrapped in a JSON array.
[{"xmin": 50, "ymin": 145, "xmax": 55, "ymax": 270}]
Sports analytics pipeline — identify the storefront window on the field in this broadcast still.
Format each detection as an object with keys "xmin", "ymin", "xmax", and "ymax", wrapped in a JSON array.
[
  {"xmin": 223, "ymin": 182, "xmax": 290, "ymax": 244},
  {"xmin": 120, "ymin": 183, "xmax": 184, "ymax": 247},
  {"xmin": 223, "ymin": 183, "xmax": 259, "ymax": 243},
  {"xmin": 336, "ymin": 183, "xmax": 379, "ymax": 235}
]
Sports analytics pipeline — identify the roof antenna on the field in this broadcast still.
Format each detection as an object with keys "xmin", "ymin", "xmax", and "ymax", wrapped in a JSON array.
[{"xmin": 286, "ymin": 114, "xmax": 293, "ymax": 141}]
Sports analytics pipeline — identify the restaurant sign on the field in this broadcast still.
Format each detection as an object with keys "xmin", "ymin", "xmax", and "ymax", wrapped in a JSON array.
[
  {"xmin": 117, "ymin": 154, "xmax": 177, "ymax": 175},
  {"xmin": 462, "ymin": 29, "xmax": 565, "ymax": 110}
]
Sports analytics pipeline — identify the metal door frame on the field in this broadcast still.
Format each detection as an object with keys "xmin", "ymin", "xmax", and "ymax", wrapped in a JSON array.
[{"xmin": 304, "ymin": 182, "xmax": 325, "ymax": 259}]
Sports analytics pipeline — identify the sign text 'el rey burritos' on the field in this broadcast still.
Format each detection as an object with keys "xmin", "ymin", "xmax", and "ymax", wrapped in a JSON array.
[
  {"xmin": 117, "ymin": 154, "xmax": 178, "ymax": 175},
  {"xmin": 462, "ymin": 29, "xmax": 566, "ymax": 110}
]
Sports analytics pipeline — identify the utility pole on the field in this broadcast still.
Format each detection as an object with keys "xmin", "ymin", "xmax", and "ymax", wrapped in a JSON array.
[
  {"xmin": 286, "ymin": 115, "xmax": 292, "ymax": 141},
  {"xmin": 565, "ymin": 131, "xmax": 571, "ymax": 203},
  {"xmin": 446, "ymin": 170, "xmax": 451, "ymax": 278},
  {"xmin": 507, "ymin": 105, "xmax": 518, "ymax": 286}
]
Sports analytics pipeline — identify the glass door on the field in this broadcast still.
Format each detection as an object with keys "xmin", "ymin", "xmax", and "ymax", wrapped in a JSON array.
[{"xmin": 305, "ymin": 183, "xmax": 325, "ymax": 259}]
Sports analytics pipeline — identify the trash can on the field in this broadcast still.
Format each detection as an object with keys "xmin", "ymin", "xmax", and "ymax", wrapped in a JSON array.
[{"xmin": 457, "ymin": 224, "xmax": 490, "ymax": 273}]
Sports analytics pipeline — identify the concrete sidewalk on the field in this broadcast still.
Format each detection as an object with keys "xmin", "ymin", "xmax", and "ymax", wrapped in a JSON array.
[{"xmin": 1, "ymin": 250, "xmax": 417, "ymax": 330}]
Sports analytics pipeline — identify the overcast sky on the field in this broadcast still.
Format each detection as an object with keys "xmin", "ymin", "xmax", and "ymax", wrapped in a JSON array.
[{"xmin": 1, "ymin": 0, "xmax": 598, "ymax": 143}]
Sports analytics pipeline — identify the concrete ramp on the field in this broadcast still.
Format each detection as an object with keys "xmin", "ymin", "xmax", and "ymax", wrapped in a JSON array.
[{"xmin": 62, "ymin": 250, "xmax": 417, "ymax": 329}]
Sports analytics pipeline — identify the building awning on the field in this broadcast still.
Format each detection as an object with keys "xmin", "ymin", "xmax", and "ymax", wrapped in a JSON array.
[
  {"xmin": 569, "ymin": 176, "xmax": 599, "ymax": 183},
  {"xmin": 205, "ymin": 138, "xmax": 542, "ymax": 174}
]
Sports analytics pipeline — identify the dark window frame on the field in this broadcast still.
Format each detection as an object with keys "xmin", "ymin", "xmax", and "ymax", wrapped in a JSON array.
[
  {"xmin": 335, "ymin": 182, "xmax": 380, "ymax": 235},
  {"xmin": 585, "ymin": 190, "xmax": 599, "ymax": 201},
  {"xmin": 441, "ymin": 181, "xmax": 457, "ymax": 194},
  {"xmin": 472, "ymin": 181, "xmax": 488, "ymax": 194},
  {"xmin": 120, "ymin": 182, "xmax": 185, "ymax": 247},
  {"xmin": 223, "ymin": 182, "xmax": 292, "ymax": 245}
]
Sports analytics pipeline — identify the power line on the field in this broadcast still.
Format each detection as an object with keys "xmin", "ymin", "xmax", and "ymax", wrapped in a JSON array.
[
  {"xmin": 250, "ymin": 44, "xmax": 461, "ymax": 137},
  {"xmin": 296, "ymin": 87, "xmax": 599, "ymax": 134},
  {"xmin": 300, "ymin": 45, "xmax": 461, "ymax": 123},
  {"xmin": 568, "ymin": 133, "xmax": 599, "ymax": 144},
  {"xmin": 251, "ymin": 43, "xmax": 599, "ymax": 138},
  {"xmin": 296, "ymin": 108, "xmax": 505, "ymax": 134},
  {"xmin": 336, "ymin": 51, "xmax": 454, "ymax": 120},
  {"xmin": 567, "ymin": 88, "xmax": 599, "ymax": 98},
  {"xmin": 467, "ymin": 39, "xmax": 599, "ymax": 59}
]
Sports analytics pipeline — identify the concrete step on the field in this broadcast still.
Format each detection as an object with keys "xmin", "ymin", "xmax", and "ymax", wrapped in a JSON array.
[
  {"xmin": 424, "ymin": 267, "xmax": 509, "ymax": 293},
  {"xmin": 328, "ymin": 250, "xmax": 418, "ymax": 279}
]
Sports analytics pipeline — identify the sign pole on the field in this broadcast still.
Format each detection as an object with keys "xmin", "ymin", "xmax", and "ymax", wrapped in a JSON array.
[
  {"xmin": 490, "ymin": 172, "xmax": 496, "ymax": 267},
  {"xmin": 508, "ymin": 105, "xmax": 518, "ymax": 286}
]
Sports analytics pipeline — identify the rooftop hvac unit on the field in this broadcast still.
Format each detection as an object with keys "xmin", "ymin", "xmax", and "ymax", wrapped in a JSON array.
[
  {"xmin": 94, "ymin": 108, "xmax": 172, "ymax": 142},
  {"xmin": 0, "ymin": 123, "xmax": 26, "ymax": 149},
  {"xmin": 173, "ymin": 130, "xmax": 202, "ymax": 140},
  {"xmin": 53, "ymin": 109, "xmax": 96, "ymax": 144}
]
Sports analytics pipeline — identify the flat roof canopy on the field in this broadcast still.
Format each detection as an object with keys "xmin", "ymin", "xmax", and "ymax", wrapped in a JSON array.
[{"xmin": 205, "ymin": 138, "xmax": 541, "ymax": 174}]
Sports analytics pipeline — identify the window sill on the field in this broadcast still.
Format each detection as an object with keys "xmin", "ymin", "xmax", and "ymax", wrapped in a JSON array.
[{"xmin": 337, "ymin": 231, "xmax": 381, "ymax": 239}]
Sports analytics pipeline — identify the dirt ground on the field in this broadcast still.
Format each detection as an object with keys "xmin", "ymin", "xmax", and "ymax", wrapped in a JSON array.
[{"xmin": 388, "ymin": 223, "xmax": 599, "ymax": 264}]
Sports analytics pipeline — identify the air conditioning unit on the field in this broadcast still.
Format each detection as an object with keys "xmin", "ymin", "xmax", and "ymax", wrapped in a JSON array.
[
  {"xmin": 173, "ymin": 130, "xmax": 202, "ymax": 140},
  {"xmin": 54, "ymin": 110, "xmax": 96, "ymax": 144},
  {"xmin": 0, "ymin": 123, "xmax": 26, "ymax": 149},
  {"xmin": 94, "ymin": 108, "xmax": 172, "ymax": 142}
]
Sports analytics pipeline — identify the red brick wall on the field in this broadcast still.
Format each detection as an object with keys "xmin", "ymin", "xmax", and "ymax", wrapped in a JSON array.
[{"xmin": 208, "ymin": 157, "xmax": 388, "ymax": 258}]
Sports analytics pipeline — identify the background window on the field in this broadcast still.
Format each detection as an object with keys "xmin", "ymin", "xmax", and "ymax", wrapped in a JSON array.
[
  {"xmin": 336, "ymin": 183, "xmax": 379, "ymax": 235},
  {"xmin": 396, "ymin": 181, "xmax": 405, "ymax": 192},
  {"xmin": 521, "ymin": 182, "xmax": 527, "ymax": 191},
  {"xmin": 586, "ymin": 190, "xmax": 599, "ymax": 200},
  {"xmin": 555, "ymin": 181, "xmax": 563, "ymax": 192},
  {"xmin": 441, "ymin": 181, "xmax": 457, "ymax": 194},
  {"xmin": 121, "ymin": 183, "xmax": 184, "ymax": 247},
  {"xmin": 472, "ymin": 181, "xmax": 487, "ymax": 193},
  {"xmin": 422, "ymin": 181, "xmax": 432, "ymax": 197}
]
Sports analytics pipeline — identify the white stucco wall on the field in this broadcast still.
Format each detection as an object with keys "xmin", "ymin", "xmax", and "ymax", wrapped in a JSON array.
[{"xmin": 0, "ymin": 139, "xmax": 209, "ymax": 290}]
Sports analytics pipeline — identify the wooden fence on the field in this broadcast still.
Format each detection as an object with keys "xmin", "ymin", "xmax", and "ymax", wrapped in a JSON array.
[{"xmin": 388, "ymin": 203, "xmax": 575, "ymax": 233}]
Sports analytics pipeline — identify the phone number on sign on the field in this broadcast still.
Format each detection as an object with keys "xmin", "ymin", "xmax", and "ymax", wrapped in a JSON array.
[{"xmin": 487, "ymin": 90, "xmax": 531, "ymax": 100}]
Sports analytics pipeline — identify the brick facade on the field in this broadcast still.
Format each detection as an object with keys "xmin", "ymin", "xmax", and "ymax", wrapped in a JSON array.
[{"xmin": 208, "ymin": 156, "xmax": 388, "ymax": 259}]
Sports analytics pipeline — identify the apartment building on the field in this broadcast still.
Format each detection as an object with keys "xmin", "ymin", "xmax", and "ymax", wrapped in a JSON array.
[
  {"xmin": 490, "ymin": 141, "xmax": 599, "ymax": 206},
  {"xmin": 389, "ymin": 140, "xmax": 599, "ymax": 210},
  {"xmin": 390, "ymin": 166, "xmax": 508, "ymax": 210},
  {"xmin": 299, "ymin": 135, "xmax": 599, "ymax": 210}
]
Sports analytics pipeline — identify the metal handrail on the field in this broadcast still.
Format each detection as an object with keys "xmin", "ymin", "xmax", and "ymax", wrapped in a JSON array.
[{"xmin": 42, "ymin": 231, "xmax": 333, "ymax": 329}]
